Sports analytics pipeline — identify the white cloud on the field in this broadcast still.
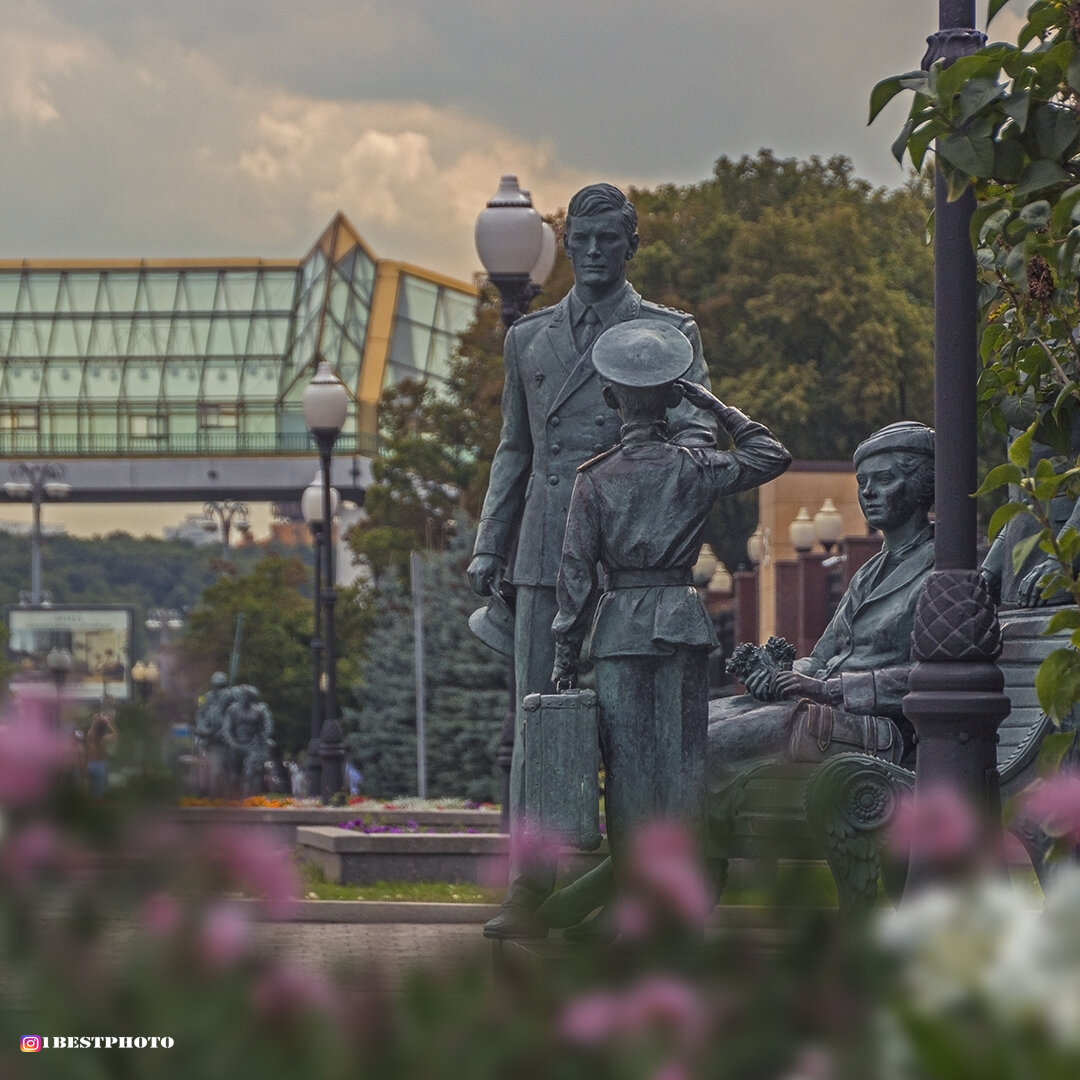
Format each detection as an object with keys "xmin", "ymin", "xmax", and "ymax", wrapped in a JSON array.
[{"xmin": 0, "ymin": 28, "xmax": 91, "ymax": 126}]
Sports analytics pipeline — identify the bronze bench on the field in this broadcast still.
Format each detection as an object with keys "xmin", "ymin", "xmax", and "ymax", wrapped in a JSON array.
[{"xmin": 709, "ymin": 608, "xmax": 1069, "ymax": 915}]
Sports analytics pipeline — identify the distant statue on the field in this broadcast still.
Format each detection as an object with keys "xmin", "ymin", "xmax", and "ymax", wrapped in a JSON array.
[
  {"xmin": 222, "ymin": 684, "xmax": 273, "ymax": 797},
  {"xmin": 194, "ymin": 672, "xmax": 234, "ymax": 796}
]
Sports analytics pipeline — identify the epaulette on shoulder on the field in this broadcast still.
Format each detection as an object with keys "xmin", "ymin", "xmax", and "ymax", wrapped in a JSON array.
[
  {"xmin": 640, "ymin": 298, "xmax": 692, "ymax": 322},
  {"xmin": 514, "ymin": 303, "xmax": 556, "ymax": 326},
  {"xmin": 577, "ymin": 445, "xmax": 620, "ymax": 472}
]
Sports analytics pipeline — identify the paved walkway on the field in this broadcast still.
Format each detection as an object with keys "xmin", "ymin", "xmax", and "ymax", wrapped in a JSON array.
[{"xmin": 250, "ymin": 921, "xmax": 492, "ymax": 985}]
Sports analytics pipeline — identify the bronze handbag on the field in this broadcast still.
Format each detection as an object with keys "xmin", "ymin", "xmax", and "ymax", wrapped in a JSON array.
[{"xmin": 787, "ymin": 699, "xmax": 902, "ymax": 765}]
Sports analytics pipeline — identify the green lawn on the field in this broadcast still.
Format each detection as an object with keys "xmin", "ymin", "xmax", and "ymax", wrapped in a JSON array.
[{"xmin": 298, "ymin": 862, "xmax": 501, "ymax": 903}]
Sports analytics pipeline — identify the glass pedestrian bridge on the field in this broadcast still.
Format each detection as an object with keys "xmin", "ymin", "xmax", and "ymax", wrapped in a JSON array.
[{"xmin": 0, "ymin": 213, "xmax": 477, "ymax": 500}]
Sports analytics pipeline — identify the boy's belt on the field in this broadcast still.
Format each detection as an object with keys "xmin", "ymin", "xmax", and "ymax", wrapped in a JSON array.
[{"xmin": 604, "ymin": 568, "xmax": 693, "ymax": 590}]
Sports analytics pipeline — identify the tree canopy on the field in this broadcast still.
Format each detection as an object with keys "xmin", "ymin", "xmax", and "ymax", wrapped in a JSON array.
[{"xmin": 349, "ymin": 152, "xmax": 936, "ymax": 575}]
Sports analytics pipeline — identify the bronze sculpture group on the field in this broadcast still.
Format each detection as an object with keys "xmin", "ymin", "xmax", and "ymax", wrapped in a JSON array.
[
  {"xmin": 466, "ymin": 181, "xmax": 971, "ymax": 943},
  {"xmin": 194, "ymin": 674, "xmax": 274, "ymax": 798}
]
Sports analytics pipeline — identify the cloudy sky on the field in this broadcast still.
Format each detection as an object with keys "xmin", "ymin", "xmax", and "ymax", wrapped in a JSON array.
[{"xmin": 0, "ymin": 1, "xmax": 1028, "ymax": 283}]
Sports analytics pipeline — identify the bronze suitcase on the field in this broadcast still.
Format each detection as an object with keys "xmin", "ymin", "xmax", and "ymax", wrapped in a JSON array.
[{"xmin": 521, "ymin": 687, "xmax": 601, "ymax": 851}]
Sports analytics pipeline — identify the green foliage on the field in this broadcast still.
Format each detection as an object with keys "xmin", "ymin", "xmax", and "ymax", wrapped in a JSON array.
[
  {"xmin": 344, "ymin": 532, "xmax": 505, "ymax": 801},
  {"xmin": 0, "ymin": 529, "xmax": 226, "ymax": 655},
  {"xmin": 179, "ymin": 553, "xmax": 370, "ymax": 756},
  {"xmin": 879, "ymin": 2, "xmax": 1080, "ymax": 726},
  {"xmin": 629, "ymin": 154, "xmax": 935, "ymax": 464},
  {"xmin": 352, "ymin": 160, "xmax": 934, "ymax": 577}
]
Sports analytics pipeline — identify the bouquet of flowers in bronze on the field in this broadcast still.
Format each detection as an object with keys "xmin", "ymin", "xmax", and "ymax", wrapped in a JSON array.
[{"xmin": 725, "ymin": 635, "xmax": 797, "ymax": 687}]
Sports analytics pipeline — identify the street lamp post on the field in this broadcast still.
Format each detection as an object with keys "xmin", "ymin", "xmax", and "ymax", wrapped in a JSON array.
[
  {"xmin": 4, "ymin": 463, "xmax": 71, "ymax": 606},
  {"xmin": 202, "ymin": 500, "xmax": 251, "ymax": 560},
  {"xmin": 301, "ymin": 469, "xmax": 340, "ymax": 800},
  {"xmin": 145, "ymin": 609, "xmax": 184, "ymax": 693},
  {"xmin": 475, "ymin": 175, "xmax": 556, "ymax": 328},
  {"xmin": 901, "ymin": 0, "xmax": 1011, "ymax": 891},
  {"xmin": 46, "ymin": 645, "xmax": 72, "ymax": 732},
  {"xmin": 131, "ymin": 660, "xmax": 159, "ymax": 773},
  {"xmin": 475, "ymin": 177, "xmax": 556, "ymax": 825},
  {"xmin": 303, "ymin": 359, "xmax": 350, "ymax": 803},
  {"xmin": 131, "ymin": 659, "xmax": 159, "ymax": 706}
]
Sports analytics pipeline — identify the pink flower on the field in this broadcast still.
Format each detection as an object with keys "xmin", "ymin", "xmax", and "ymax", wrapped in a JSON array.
[
  {"xmin": 558, "ymin": 991, "xmax": 620, "ymax": 1045},
  {"xmin": 197, "ymin": 902, "xmax": 251, "ymax": 972},
  {"xmin": 559, "ymin": 976, "xmax": 709, "ymax": 1055},
  {"xmin": 621, "ymin": 976, "xmax": 709, "ymax": 1050},
  {"xmin": 614, "ymin": 896, "xmax": 651, "ymax": 941},
  {"xmin": 509, "ymin": 823, "xmax": 563, "ymax": 874},
  {"xmin": 252, "ymin": 963, "xmax": 337, "ymax": 1021},
  {"xmin": 651, "ymin": 1061, "xmax": 692, "ymax": 1080},
  {"xmin": 207, "ymin": 827, "xmax": 299, "ymax": 917},
  {"xmin": 141, "ymin": 891, "xmax": 183, "ymax": 939},
  {"xmin": 0, "ymin": 821, "xmax": 61, "ymax": 887},
  {"xmin": 887, "ymin": 785, "xmax": 980, "ymax": 863},
  {"xmin": 619, "ymin": 821, "xmax": 713, "ymax": 934},
  {"xmin": 1021, "ymin": 774, "xmax": 1080, "ymax": 845},
  {"xmin": 0, "ymin": 713, "xmax": 72, "ymax": 807}
]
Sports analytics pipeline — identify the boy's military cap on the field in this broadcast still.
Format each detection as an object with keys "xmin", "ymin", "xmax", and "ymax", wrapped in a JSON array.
[{"xmin": 591, "ymin": 319, "xmax": 693, "ymax": 388}]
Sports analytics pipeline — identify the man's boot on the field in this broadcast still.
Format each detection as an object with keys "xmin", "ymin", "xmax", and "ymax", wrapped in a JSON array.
[{"xmin": 482, "ymin": 882, "xmax": 549, "ymax": 940}]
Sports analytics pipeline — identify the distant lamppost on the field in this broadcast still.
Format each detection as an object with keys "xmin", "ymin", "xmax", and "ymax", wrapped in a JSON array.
[
  {"xmin": 813, "ymin": 498, "xmax": 844, "ymax": 554},
  {"xmin": 474, "ymin": 176, "xmax": 556, "ymax": 825},
  {"xmin": 4, "ymin": 463, "xmax": 71, "ymax": 606},
  {"xmin": 145, "ymin": 608, "xmax": 183, "ymax": 693},
  {"xmin": 692, "ymin": 543, "xmax": 720, "ymax": 587},
  {"xmin": 475, "ymin": 175, "xmax": 556, "ymax": 327},
  {"xmin": 303, "ymin": 359, "xmax": 350, "ymax": 803},
  {"xmin": 131, "ymin": 659, "xmax": 159, "ymax": 705},
  {"xmin": 145, "ymin": 609, "xmax": 184, "ymax": 637},
  {"xmin": 708, "ymin": 562, "xmax": 733, "ymax": 594},
  {"xmin": 46, "ymin": 645, "xmax": 72, "ymax": 731},
  {"xmin": 788, "ymin": 508, "xmax": 816, "ymax": 555},
  {"xmin": 202, "ymin": 500, "xmax": 251, "ymax": 559},
  {"xmin": 301, "ymin": 469, "xmax": 340, "ymax": 800}
]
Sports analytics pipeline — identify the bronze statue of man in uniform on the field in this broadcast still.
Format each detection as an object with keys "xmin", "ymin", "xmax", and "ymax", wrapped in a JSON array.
[{"xmin": 467, "ymin": 183, "xmax": 718, "ymax": 939}]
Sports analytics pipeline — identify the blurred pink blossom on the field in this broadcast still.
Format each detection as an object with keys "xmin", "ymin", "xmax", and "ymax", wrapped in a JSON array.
[
  {"xmin": 887, "ymin": 785, "xmax": 980, "ymax": 862},
  {"xmin": 558, "ymin": 990, "xmax": 620, "ymax": 1045},
  {"xmin": 0, "ymin": 821, "xmax": 61, "ymax": 887},
  {"xmin": 0, "ymin": 712, "xmax": 73, "ymax": 808},
  {"xmin": 651, "ymin": 1061, "xmax": 692, "ymax": 1080},
  {"xmin": 621, "ymin": 975, "xmax": 709, "ymax": 1050},
  {"xmin": 252, "ymin": 963, "xmax": 338, "ymax": 1021},
  {"xmin": 141, "ymin": 891, "xmax": 184, "ymax": 939},
  {"xmin": 1021, "ymin": 773, "xmax": 1080, "ymax": 845},
  {"xmin": 206, "ymin": 827, "xmax": 299, "ymax": 917},
  {"xmin": 197, "ymin": 902, "xmax": 251, "ymax": 972},
  {"xmin": 618, "ymin": 821, "xmax": 712, "ymax": 936},
  {"xmin": 509, "ymin": 823, "xmax": 563, "ymax": 873},
  {"xmin": 614, "ymin": 895, "xmax": 651, "ymax": 940},
  {"xmin": 560, "ymin": 975, "xmax": 709, "ymax": 1055}
]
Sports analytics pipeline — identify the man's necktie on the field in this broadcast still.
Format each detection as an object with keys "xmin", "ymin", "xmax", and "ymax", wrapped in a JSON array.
[{"xmin": 576, "ymin": 306, "xmax": 601, "ymax": 353}]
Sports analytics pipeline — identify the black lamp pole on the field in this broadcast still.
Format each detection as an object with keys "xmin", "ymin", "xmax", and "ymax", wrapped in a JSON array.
[
  {"xmin": 306, "ymin": 515, "xmax": 325, "ymax": 799},
  {"xmin": 303, "ymin": 359, "xmax": 349, "ymax": 804},
  {"xmin": 316, "ymin": 448, "xmax": 344, "ymax": 804},
  {"xmin": 902, "ymin": 0, "xmax": 1011, "ymax": 890}
]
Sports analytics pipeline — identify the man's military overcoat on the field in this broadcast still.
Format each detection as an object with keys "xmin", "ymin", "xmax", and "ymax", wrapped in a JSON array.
[{"xmin": 473, "ymin": 283, "xmax": 715, "ymax": 588}]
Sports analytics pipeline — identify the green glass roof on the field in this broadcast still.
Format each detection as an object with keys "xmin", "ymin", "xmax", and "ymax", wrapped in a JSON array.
[{"xmin": 0, "ymin": 213, "xmax": 477, "ymax": 459}]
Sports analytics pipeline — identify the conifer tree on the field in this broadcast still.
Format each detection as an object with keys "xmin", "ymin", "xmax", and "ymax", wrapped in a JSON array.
[{"xmin": 343, "ymin": 528, "xmax": 506, "ymax": 801}]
